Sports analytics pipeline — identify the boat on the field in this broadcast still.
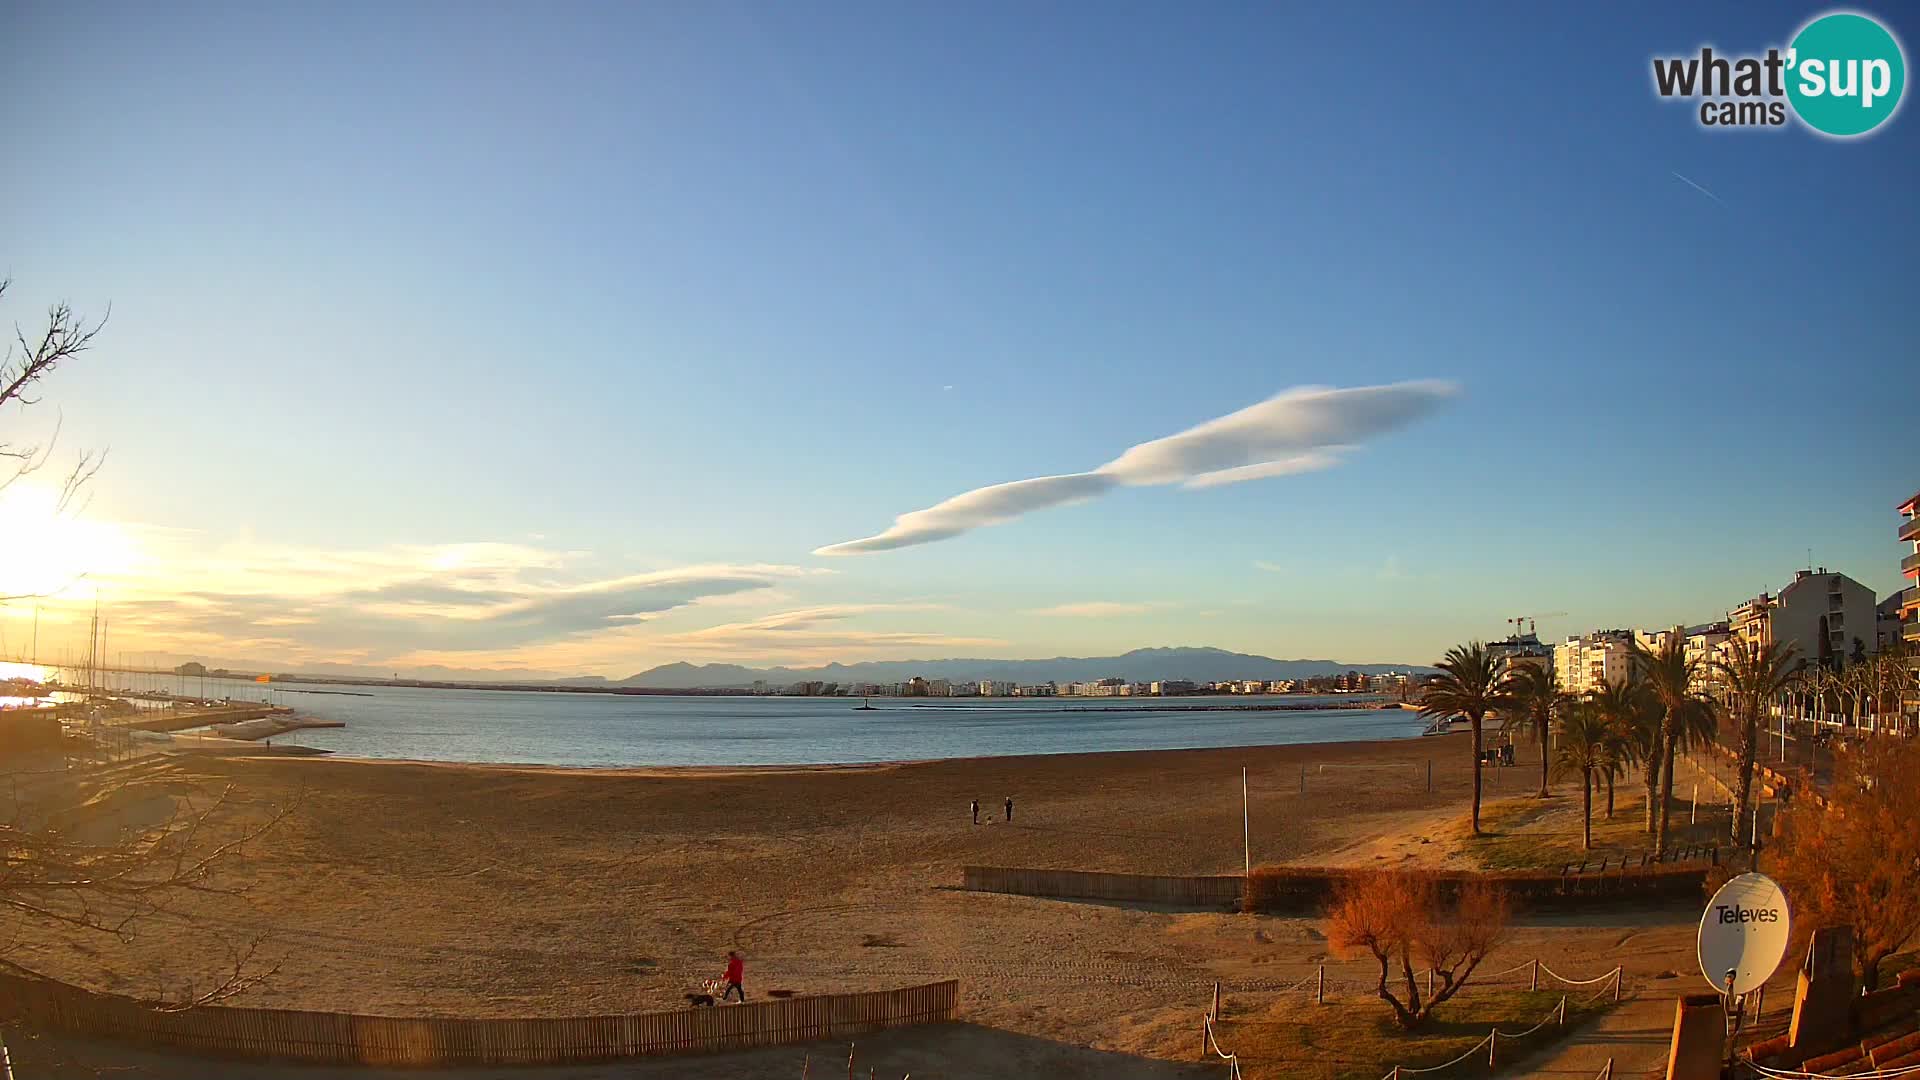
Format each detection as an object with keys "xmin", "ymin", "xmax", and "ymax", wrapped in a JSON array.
[
  {"xmin": 853, "ymin": 696, "xmax": 876, "ymax": 712},
  {"xmin": 1420, "ymin": 715, "xmax": 1469, "ymax": 736}
]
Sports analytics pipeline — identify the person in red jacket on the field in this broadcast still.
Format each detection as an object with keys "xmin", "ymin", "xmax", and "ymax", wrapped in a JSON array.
[{"xmin": 721, "ymin": 950, "xmax": 745, "ymax": 1003}]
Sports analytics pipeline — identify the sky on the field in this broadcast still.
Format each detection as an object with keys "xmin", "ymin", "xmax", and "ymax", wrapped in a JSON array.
[{"xmin": 2, "ymin": 1, "xmax": 1916, "ymax": 678}]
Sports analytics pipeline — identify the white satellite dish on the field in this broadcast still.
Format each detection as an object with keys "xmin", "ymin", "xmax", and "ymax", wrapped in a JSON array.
[{"xmin": 1698, "ymin": 872, "xmax": 1791, "ymax": 996}]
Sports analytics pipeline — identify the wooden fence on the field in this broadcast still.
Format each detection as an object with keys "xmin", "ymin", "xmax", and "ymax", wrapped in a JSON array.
[
  {"xmin": 962, "ymin": 866, "xmax": 1244, "ymax": 909},
  {"xmin": 964, "ymin": 862, "xmax": 1711, "ymax": 914},
  {"xmin": 0, "ymin": 970, "xmax": 957, "ymax": 1066}
]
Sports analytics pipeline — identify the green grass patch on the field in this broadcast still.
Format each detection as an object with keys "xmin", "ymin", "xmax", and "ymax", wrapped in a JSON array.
[
  {"xmin": 1465, "ymin": 774, "xmax": 1732, "ymax": 872},
  {"xmin": 1212, "ymin": 987, "xmax": 1608, "ymax": 1080}
]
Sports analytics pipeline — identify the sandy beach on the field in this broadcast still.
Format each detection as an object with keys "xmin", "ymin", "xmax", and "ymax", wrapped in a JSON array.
[{"xmin": 6, "ymin": 733, "xmax": 1711, "ymax": 1078}]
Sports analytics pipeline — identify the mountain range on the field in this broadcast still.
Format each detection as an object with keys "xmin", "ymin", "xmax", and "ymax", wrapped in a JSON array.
[{"xmin": 615, "ymin": 647, "xmax": 1434, "ymax": 689}]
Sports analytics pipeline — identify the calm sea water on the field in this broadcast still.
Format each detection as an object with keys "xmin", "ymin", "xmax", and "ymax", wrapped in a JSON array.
[
  {"xmin": 268, "ymin": 686, "xmax": 1426, "ymax": 766},
  {"xmin": 6, "ymin": 664, "xmax": 1426, "ymax": 767}
]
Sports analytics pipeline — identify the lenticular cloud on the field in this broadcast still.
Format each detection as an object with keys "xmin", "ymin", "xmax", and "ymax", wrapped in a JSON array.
[{"xmin": 813, "ymin": 380, "xmax": 1456, "ymax": 556}]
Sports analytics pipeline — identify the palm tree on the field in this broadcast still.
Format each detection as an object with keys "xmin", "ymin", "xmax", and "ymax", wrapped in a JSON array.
[
  {"xmin": 1420, "ymin": 642, "xmax": 1506, "ymax": 836},
  {"xmin": 1553, "ymin": 702, "xmax": 1611, "ymax": 851},
  {"xmin": 1587, "ymin": 680, "xmax": 1645, "ymax": 819},
  {"xmin": 1589, "ymin": 677, "xmax": 1662, "ymax": 833},
  {"xmin": 1499, "ymin": 662, "xmax": 1566, "ymax": 798},
  {"xmin": 1713, "ymin": 638, "xmax": 1802, "ymax": 850},
  {"xmin": 1630, "ymin": 630, "xmax": 1719, "ymax": 858}
]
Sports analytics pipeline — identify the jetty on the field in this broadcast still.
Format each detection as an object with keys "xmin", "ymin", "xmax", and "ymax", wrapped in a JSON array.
[{"xmin": 205, "ymin": 715, "xmax": 345, "ymax": 741}]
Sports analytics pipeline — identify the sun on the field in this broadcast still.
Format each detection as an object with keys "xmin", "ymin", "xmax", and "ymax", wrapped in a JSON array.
[{"xmin": 0, "ymin": 482, "xmax": 141, "ymax": 600}]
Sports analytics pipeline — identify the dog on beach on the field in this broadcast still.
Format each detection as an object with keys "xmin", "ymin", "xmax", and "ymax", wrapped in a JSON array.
[{"xmin": 684, "ymin": 992, "xmax": 716, "ymax": 1007}]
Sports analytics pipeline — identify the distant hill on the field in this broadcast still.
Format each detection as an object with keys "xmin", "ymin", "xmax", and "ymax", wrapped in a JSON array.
[{"xmin": 624, "ymin": 647, "xmax": 1433, "ymax": 689}]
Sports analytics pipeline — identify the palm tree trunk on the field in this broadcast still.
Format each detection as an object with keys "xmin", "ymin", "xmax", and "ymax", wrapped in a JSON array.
[
  {"xmin": 1655, "ymin": 724, "xmax": 1677, "ymax": 857},
  {"xmin": 1582, "ymin": 770, "xmax": 1593, "ymax": 850},
  {"xmin": 1605, "ymin": 768, "xmax": 1615, "ymax": 819},
  {"xmin": 1644, "ymin": 752, "xmax": 1660, "ymax": 834},
  {"xmin": 1470, "ymin": 714, "xmax": 1483, "ymax": 835},
  {"xmin": 1538, "ymin": 720, "xmax": 1549, "ymax": 798},
  {"xmin": 1734, "ymin": 708, "xmax": 1757, "ymax": 849}
]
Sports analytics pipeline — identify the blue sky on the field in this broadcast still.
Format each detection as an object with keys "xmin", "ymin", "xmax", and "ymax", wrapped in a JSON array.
[{"xmin": 2, "ymin": 1, "xmax": 1915, "ymax": 675}]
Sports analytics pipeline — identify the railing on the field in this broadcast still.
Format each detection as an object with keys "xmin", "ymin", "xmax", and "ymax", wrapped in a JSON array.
[
  {"xmin": 0, "ymin": 970, "xmax": 958, "ymax": 1066},
  {"xmin": 1900, "ymin": 515, "xmax": 1920, "ymax": 544}
]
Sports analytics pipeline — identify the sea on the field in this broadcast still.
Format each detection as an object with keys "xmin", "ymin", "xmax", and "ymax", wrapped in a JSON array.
[{"xmin": 4, "ymin": 663, "xmax": 1427, "ymax": 768}]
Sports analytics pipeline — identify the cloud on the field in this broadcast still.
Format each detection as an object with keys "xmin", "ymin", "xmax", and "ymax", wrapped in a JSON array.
[
  {"xmin": 815, "ymin": 380, "xmax": 1455, "ymax": 555},
  {"xmin": 814, "ymin": 472, "xmax": 1119, "ymax": 555},
  {"xmin": 67, "ymin": 539, "xmax": 824, "ymax": 661},
  {"xmin": 1252, "ymin": 561, "xmax": 1290, "ymax": 574},
  {"xmin": 643, "ymin": 604, "xmax": 1003, "ymax": 660},
  {"xmin": 1028, "ymin": 601, "xmax": 1157, "ymax": 617}
]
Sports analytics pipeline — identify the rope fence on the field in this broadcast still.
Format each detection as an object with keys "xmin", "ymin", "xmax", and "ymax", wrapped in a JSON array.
[
  {"xmin": 1216, "ymin": 957, "xmax": 1623, "ymax": 1004},
  {"xmin": 1201, "ymin": 1012, "xmax": 1244, "ymax": 1080},
  {"xmin": 1199, "ymin": 960, "xmax": 1623, "ymax": 1077},
  {"xmin": 1379, "ymin": 996, "xmax": 1568, "ymax": 1079}
]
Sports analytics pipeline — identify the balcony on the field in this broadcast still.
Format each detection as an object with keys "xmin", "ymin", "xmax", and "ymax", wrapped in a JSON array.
[
  {"xmin": 1908, "ymin": 620, "xmax": 1920, "ymax": 643},
  {"xmin": 1905, "ymin": 550, "xmax": 1920, "ymax": 577},
  {"xmin": 1904, "ymin": 585, "xmax": 1920, "ymax": 614},
  {"xmin": 1902, "ymin": 515, "xmax": 1920, "ymax": 544}
]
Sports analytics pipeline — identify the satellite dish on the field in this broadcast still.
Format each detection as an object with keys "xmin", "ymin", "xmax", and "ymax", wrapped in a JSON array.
[{"xmin": 1698, "ymin": 872, "xmax": 1791, "ymax": 996}]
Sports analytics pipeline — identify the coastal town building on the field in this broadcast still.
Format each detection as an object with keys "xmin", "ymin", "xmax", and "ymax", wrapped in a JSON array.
[
  {"xmin": 1553, "ymin": 631, "xmax": 1635, "ymax": 695},
  {"xmin": 1901, "ymin": 488, "xmax": 1920, "ymax": 717},
  {"xmin": 1488, "ymin": 632, "xmax": 1552, "ymax": 676},
  {"xmin": 1729, "ymin": 568, "xmax": 1879, "ymax": 670},
  {"xmin": 1632, "ymin": 622, "xmax": 1731, "ymax": 692},
  {"xmin": 1902, "ymin": 489, "xmax": 1920, "ymax": 648}
]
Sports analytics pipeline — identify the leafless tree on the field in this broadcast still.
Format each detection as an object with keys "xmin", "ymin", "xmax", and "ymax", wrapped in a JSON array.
[
  {"xmin": 2, "ymin": 278, "xmax": 110, "ymax": 603},
  {"xmin": 1326, "ymin": 870, "xmax": 1512, "ymax": 1030},
  {"xmin": 2, "ymin": 279, "xmax": 290, "ymax": 1013}
]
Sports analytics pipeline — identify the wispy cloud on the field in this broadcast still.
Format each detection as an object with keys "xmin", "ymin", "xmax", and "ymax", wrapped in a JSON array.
[
  {"xmin": 1253, "ymin": 561, "xmax": 1290, "ymax": 575},
  {"xmin": 1027, "ymin": 601, "xmax": 1157, "ymax": 617},
  {"xmin": 28, "ymin": 525, "xmax": 830, "ymax": 664},
  {"xmin": 814, "ymin": 381, "xmax": 1456, "ymax": 555},
  {"xmin": 642, "ymin": 604, "xmax": 1003, "ymax": 661},
  {"xmin": 1670, "ymin": 171, "xmax": 1728, "ymax": 208}
]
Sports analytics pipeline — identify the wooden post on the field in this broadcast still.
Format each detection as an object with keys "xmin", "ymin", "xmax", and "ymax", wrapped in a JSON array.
[
  {"xmin": 1212, "ymin": 981, "xmax": 1220, "ymax": 1021},
  {"xmin": 1690, "ymin": 783, "xmax": 1697, "ymax": 824},
  {"xmin": 1300, "ymin": 763, "xmax": 1305, "ymax": 794},
  {"xmin": 1427, "ymin": 759, "xmax": 1433, "ymax": 793},
  {"xmin": 1530, "ymin": 959, "xmax": 1539, "ymax": 991},
  {"xmin": 1316, "ymin": 964, "xmax": 1325, "ymax": 1004},
  {"xmin": 848, "ymin": 1043, "xmax": 855, "ymax": 1079},
  {"xmin": 1613, "ymin": 967, "xmax": 1622, "ymax": 1002},
  {"xmin": 802, "ymin": 1056, "xmax": 810, "ymax": 1078},
  {"xmin": 1488, "ymin": 1029, "xmax": 1497, "ymax": 1067},
  {"xmin": 1426, "ymin": 968, "xmax": 1433, "ymax": 1001}
]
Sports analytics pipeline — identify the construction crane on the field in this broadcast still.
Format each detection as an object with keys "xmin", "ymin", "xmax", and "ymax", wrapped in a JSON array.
[{"xmin": 1506, "ymin": 612, "xmax": 1567, "ymax": 638}]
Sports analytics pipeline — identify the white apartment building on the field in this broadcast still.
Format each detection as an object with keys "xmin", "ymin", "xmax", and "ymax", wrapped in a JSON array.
[
  {"xmin": 978, "ymin": 680, "xmax": 1016, "ymax": 697},
  {"xmin": 1554, "ymin": 631, "xmax": 1635, "ymax": 696},
  {"xmin": 1729, "ymin": 568, "xmax": 1879, "ymax": 669},
  {"xmin": 1633, "ymin": 622, "xmax": 1731, "ymax": 691}
]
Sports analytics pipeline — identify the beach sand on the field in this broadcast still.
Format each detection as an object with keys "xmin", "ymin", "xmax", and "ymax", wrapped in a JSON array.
[{"xmin": 5, "ymin": 733, "xmax": 1703, "ymax": 1077}]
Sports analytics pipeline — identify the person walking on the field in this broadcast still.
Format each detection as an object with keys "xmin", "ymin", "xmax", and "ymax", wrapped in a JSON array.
[
  {"xmin": 721, "ymin": 950, "xmax": 745, "ymax": 1003},
  {"xmin": 1004, "ymin": 796, "xmax": 1014, "ymax": 822},
  {"xmin": 971, "ymin": 799, "xmax": 979, "ymax": 825}
]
